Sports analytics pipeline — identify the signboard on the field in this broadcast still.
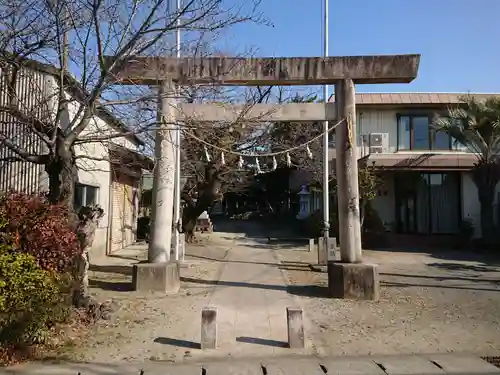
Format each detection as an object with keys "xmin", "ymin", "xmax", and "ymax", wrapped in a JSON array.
[{"xmin": 327, "ymin": 238, "xmax": 337, "ymax": 261}]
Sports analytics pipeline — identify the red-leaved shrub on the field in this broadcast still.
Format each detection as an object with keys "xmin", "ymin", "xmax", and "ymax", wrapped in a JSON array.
[{"xmin": 0, "ymin": 192, "xmax": 81, "ymax": 273}]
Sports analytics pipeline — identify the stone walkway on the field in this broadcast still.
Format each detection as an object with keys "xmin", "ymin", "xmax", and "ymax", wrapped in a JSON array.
[
  {"xmin": 182, "ymin": 234, "xmax": 319, "ymax": 360},
  {"xmin": 203, "ymin": 236, "xmax": 315, "ymax": 357}
]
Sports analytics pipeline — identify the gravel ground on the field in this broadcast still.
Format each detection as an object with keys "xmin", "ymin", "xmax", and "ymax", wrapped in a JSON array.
[
  {"xmin": 71, "ymin": 219, "xmax": 500, "ymax": 362},
  {"xmin": 275, "ymin": 246, "xmax": 500, "ymax": 357},
  {"xmin": 74, "ymin": 235, "xmax": 229, "ymax": 363}
]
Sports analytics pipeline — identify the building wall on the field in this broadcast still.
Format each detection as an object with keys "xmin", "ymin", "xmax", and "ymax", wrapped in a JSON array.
[
  {"xmin": 0, "ymin": 65, "xmax": 51, "ymax": 193},
  {"xmin": 329, "ymin": 108, "xmax": 469, "ymax": 158},
  {"xmin": 294, "ymin": 106, "xmax": 499, "ymax": 242},
  {"xmin": 0, "ymin": 65, "xmax": 141, "ymax": 259},
  {"xmin": 367, "ymin": 171, "xmax": 500, "ymax": 239},
  {"xmin": 67, "ymin": 96, "xmax": 140, "ymax": 258}
]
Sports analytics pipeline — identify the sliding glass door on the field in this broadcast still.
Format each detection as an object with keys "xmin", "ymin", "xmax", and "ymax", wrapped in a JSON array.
[{"xmin": 395, "ymin": 172, "xmax": 460, "ymax": 234}]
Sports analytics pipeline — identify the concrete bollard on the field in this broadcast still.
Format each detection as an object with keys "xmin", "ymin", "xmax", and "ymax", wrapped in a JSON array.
[
  {"xmin": 308, "ymin": 238, "xmax": 315, "ymax": 252},
  {"xmin": 179, "ymin": 233, "xmax": 186, "ymax": 262},
  {"xmin": 286, "ymin": 307, "xmax": 304, "ymax": 349},
  {"xmin": 201, "ymin": 307, "xmax": 217, "ymax": 349}
]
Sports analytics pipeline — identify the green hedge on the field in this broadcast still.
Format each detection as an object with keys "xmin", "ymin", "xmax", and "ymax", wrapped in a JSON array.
[
  {"xmin": 0, "ymin": 200, "xmax": 72, "ymax": 351},
  {"xmin": 0, "ymin": 245, "xmax": 71, "ymax": 346}
]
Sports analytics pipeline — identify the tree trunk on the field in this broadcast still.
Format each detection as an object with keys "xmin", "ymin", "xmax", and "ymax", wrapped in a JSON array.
[
  {"xmin": 359, "ymin": 199, "xmax": 366, "ymax": 230},
  {"xmin": 73, "ymin": 206, "xmax": 104, "ymax": 307},
  {"xmin": 478, "ymin": 184, "xmax": 496, "ymax": 244},
  {"xmin": 181, "ymin": 165, "xmax": 221, "ymax": 242},
  {"xmin": 472, "ymin": 162, "xmax": 500, "ymax": 246},
  {"xmin": 44, "ymin": 137, "xmax": 78, "ymax": 209}
]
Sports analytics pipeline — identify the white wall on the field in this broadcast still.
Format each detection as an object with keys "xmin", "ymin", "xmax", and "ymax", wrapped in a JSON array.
[
  {"xmin": 329, "ymin": 108, "xmax": 470, "ymax": 158},
  {"xmin": 461, "ymin": 173, "xmax": 500, "ymax": 238},
  {"xmin": 68, "ymin": 101, "xmax": 139, "ymax": 258}
]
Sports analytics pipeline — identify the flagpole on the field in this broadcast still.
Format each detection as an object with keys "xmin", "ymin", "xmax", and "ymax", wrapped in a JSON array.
[
  {"xmin": 174, "ymin": 0, "xmax": 182, "ymax": 261},
  {"xmin": 322, "ymin": 0, "xmax": 330, "ymax": 238}
]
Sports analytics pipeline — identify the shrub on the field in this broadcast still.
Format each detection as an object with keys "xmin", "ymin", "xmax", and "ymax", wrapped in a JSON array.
[
  {"xmin": 0, "ymin": 192, "xmax": 81, "ymax": 273},
  {"xmin": 299, "ymin": 209, "xmax": 339, "ymax": 239},
  {"xmin": 362, "ymin": 203, "xmax": 386, "ymax": 232},
  {"xmin": 0, "ymin": 245, "xmax": 71, "ymax": 346}
]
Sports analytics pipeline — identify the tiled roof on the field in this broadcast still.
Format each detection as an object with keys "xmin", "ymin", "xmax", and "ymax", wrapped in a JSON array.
[{"xmin": 328, "ymin": 92, "xmax": 500, "ymax": 105}]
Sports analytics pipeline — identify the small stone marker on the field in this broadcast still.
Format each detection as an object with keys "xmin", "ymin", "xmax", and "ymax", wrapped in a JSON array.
[
  {"xmin": 201, "ymin": 307, "xmax": 217, "ymax": 349},
  {"xmin": 327, "ymin": 237, "xmax": 337, "ymax": 261},
  {"xmin": 286, "ymin": 307, "xmax": 304, "ymax": 349},
  {"xmin": 318, "ymin": 236, "xmax": 336, "ymax": 265},
  {"xmin": 308, "ymin": 238, "xmax": 315, "ymax": 252}
]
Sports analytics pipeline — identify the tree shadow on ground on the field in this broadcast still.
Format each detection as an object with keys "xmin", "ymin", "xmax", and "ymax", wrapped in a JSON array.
[
  {"xmin": 188, "ymin": 254, "xmax": 310, "ymax": 269},
  {"xmin": 180, "ymin": 277, "xmax": 328, "ymax": 297},
  {"xmin": 89, "ymin": 278, "xmax": 133, "ymax": 292},
  {"xmin": 238, "ymin": 243, "xmax": 308, "ymax": 250},
  {"xmin": 89, "ymin": 264, "xmax": 132, "ymax": 276},
  {"xmin": 287, "ymin": 284, "xmax": 329, "ymax": 298},
  {"xmin": 212, "ymin": 217, "xmax": 305, "ymax": 240},
  {"xmin": 369, "ymin": 245, "xmax": 500, "ymax": 266},
  {"xmin": 381, "ymin": 272, "xmax": 500, "ymax": 284},
  {"xmin": 108, "ymin": 253, "xmax": 142, "ymax": 262},
  {"xmin": 153, "ymin": 337, "xmax": 200, "ymax": 349},
  {"xmin": 180, "ymin": 277, "xmax": 286, "ymax": 291},
  {"xmin": 382, "ymin": 280, "xmax": 500, "ymax": 293},
  {"xmin": 236, "ymin": 336, "xmax": 287, "ymax": 347},
  {"xmin": 426, "ymin": 262, "xmax": 500, "ymax": 273}
]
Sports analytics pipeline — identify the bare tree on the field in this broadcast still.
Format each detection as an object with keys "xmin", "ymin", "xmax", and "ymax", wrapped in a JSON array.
[
  {"xmin": 179, "ymin": 85, "xmax": 275, "ymax": 241},
  {"xmin": 0, "ymin": 0, "xmax": 266, "ymax": 304},
  {"xmin": 0, "ymin": 0, "xmax": 267, "ymax": 208},
  {"xmin": 269, "ymin": 94, "xmax": 383, "ymax": 227}
]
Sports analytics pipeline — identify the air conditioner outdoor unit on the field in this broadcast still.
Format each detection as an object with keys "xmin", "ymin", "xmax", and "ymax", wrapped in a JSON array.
[
  {"xmin": 369, "ymin": 146, "xmax": 384, "ymax": 154},
  {"xmin": 368, "ymin": 133, "xmax": 389, "ymax": 153}
]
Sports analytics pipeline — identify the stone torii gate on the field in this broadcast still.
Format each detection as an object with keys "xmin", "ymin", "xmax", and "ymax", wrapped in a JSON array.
[{"xmin": 105, "ymin": 54, "xmax": 420, "ymax": 298}]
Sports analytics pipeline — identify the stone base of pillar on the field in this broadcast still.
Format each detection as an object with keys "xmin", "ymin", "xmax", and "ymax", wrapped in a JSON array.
[
  {"xmin": 327, "ymin": 262, "xmax": 379, "ymax": 300},
  {"xmin": 132, "ymin": 261, "xmax": 180, "ymax": 294}
]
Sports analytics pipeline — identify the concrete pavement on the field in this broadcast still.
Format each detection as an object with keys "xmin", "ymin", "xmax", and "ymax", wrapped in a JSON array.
[{"xmin": 3, "ymin": 354, "xmax": 500, "ymax": 375}]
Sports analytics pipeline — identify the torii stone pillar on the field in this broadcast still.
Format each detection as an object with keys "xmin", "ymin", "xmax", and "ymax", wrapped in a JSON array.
[
  {"xmin": 148, "ymin": 80, "xmax": 176, "ymax": 264},
  {"xmin": 104, "ymin": 54, "xmax": 420, "ymax": 298}
]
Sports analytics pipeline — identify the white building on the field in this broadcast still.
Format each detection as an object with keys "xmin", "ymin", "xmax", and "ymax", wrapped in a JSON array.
[
  {"xmin": 291, "ymin": 92, "xmax": 500, "ymax": 248},
  {"xmin": 0, "ymin": 58, "xmax": 153, "ymax": 258}
]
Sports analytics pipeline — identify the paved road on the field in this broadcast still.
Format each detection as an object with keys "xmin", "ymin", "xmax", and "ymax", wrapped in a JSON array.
[{"xmin": 3, "ymin": 354, "xmax": 500, "ymax": 375}]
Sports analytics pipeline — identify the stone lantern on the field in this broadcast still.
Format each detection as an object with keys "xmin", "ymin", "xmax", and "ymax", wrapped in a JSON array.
[{"xmin": 296, "ymin": 185, "xmax": 311, "ymax": 219}]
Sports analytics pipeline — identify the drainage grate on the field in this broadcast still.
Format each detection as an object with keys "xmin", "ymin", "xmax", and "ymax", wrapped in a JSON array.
[{"xmin": 482, "ymin": 357, "xmax": 500, "ymax": 368}]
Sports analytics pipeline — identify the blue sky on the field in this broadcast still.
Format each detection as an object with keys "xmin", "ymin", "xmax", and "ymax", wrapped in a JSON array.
[{"xmin": 218, "ymin": 0, "xmax": 500, "ymax": 94}]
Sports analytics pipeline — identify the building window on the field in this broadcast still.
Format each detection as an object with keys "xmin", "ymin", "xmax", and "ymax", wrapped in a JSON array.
[
  {"xmin": 74, "ymin": 183, "xmax": 98, "ymax": 209},
  {"xmin": 397, "ymin": 115, "xmax": 453, "ymax": 150}
]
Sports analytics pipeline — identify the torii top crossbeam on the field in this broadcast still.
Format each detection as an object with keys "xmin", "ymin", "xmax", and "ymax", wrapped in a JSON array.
[{"xmin": 104, "ymin": 54, "xmax": 420, "ymax": 86}]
